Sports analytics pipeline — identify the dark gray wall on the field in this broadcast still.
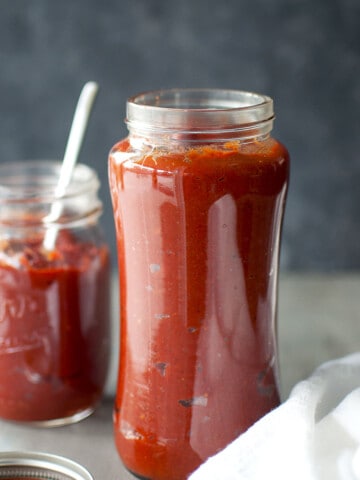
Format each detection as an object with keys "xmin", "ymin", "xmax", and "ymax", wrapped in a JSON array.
[{"xmin": 1, "ymin": 0, "xmax": 359, "ymax": 270}]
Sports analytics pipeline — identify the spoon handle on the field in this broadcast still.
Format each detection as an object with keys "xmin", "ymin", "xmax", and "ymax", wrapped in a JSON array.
[
  {"xmin": 43, "ymin": 82, "xmax": 99, "ymax": 250},
  {"xmin": 56, "ymin": 82, "xmax": 99, "ymax": 197}
]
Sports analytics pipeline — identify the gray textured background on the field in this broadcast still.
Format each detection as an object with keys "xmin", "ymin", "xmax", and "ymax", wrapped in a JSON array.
[{"xmin": 0, "ymin": 0, "xmax": 359, "ymax": 271}]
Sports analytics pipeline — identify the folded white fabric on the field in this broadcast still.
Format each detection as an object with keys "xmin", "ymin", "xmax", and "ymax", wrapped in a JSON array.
[{"xmin": 189, "ymin": 353, "xmax": 360, "ymax": 480}]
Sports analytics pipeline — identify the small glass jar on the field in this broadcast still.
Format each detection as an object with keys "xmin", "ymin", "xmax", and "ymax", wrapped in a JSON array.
[
  {"xmin": 0, "ymin": 161, "xmax": 110, "ymax": 426},
  {"xmin": 109, "ymin": 89, "xmax": 290, "ymax": 480}
]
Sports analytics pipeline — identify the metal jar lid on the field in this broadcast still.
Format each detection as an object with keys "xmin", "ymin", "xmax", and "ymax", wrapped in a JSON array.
[{"xmin": 0, "ymin": 452, "xmax": 93, "ymax": 480}]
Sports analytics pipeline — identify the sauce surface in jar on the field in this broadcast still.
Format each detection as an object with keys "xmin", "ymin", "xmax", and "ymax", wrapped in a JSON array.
[{"xmin": 109, "ymin": 89, "xmax": 289, "ymax": 480}]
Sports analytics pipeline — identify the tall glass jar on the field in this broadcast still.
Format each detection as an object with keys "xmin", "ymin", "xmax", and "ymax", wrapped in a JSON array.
[
  {"xmin": 0, "ymin": 161, "xmax": 110, "ymax": 426},
  {"xmin": 109, "ymin": 89, "xmax": 290, "ymax": 480}
]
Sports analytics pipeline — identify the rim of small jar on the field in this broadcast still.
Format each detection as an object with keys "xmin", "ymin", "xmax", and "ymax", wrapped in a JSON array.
[
  {"xmin": 0, "ymin": 160, "xmax": 100, "ymax": 204},
  {"xmin": 126, "ymin": 88, "xmax": 274, "ymax": 132}
]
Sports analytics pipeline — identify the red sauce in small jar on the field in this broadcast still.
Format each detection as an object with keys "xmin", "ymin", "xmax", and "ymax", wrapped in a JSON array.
[
  {"xmin": 0, "ymin": 230, "xmax": 110, "ymax": 424},
  {"xmin": 0, "ymin": 161, "xmax": 110, "ymax": 425},
  {"xmin": 109, "ymin": 89, "xmax": 289, "ymax": 479}
]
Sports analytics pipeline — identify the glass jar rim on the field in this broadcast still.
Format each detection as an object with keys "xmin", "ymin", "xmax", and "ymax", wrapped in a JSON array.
[
  {"xmin": 0, "ymin": 160, "xmax": 100, "ymax": 204},
  {"xmin": 126, "ymin": 88, "xmax": 274, "ymax": 133}
]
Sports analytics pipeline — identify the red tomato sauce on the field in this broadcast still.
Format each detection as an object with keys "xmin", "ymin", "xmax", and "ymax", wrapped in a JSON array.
[
  {"xmin": 110, "ymin": 138, "xmax": 289, "ymax": 479},
  {"xmin": 0, "ymin": 230, "xmax": 110, "ymax": 423}
]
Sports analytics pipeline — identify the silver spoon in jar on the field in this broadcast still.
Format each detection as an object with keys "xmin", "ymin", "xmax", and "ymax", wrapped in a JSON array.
[{"xmin": 43, "ymin": 81, "xmax": 99, "ymax": 251}]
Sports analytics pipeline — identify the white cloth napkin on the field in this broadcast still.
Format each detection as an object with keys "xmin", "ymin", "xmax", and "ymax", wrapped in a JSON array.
[{"xmin": 189, "ymin": 353, "xmax": 360, "ymax": 480}]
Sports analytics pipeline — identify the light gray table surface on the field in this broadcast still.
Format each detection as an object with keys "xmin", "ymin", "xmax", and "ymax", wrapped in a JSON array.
[{"xmin": 1, "ymin": 273, "xmax": 359, "ymax": 479}]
